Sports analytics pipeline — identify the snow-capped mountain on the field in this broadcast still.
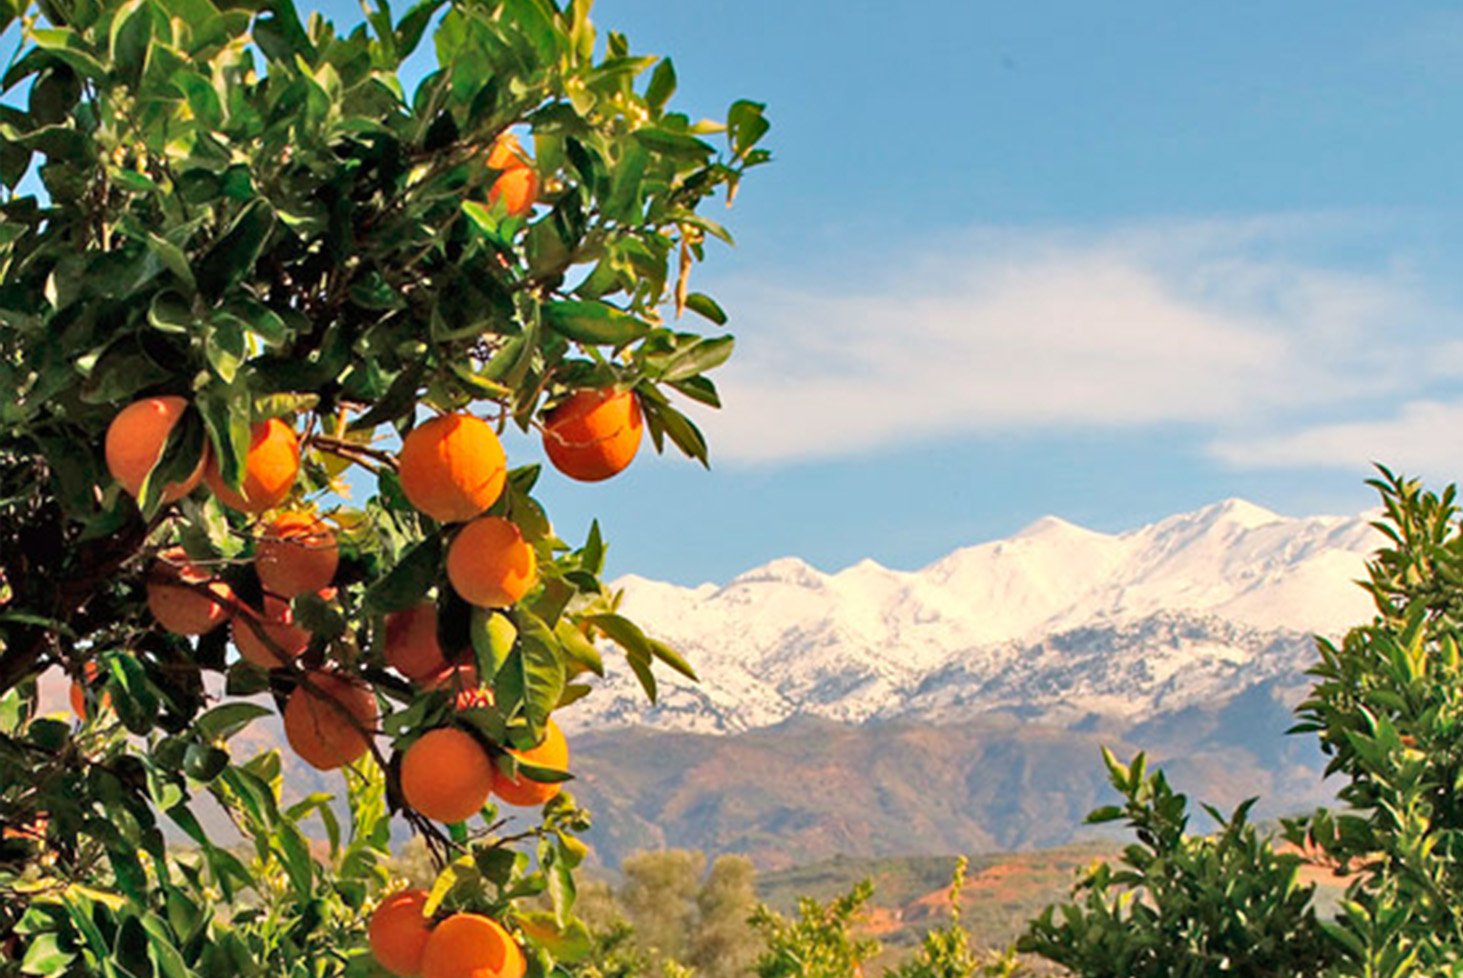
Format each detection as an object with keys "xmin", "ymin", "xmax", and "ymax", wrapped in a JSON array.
[{"xmin": 565, "ymin": 500, "xmax": 1382, "ymax": 734}]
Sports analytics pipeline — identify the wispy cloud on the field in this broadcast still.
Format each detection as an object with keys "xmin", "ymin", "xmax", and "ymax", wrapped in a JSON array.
[
  {"xmin": 1209, "ymin": 401, "xmax": 1463, "ymax": 477},
  {"xmin": 694, "ymin": 217, "xmax": 1453, "ymax": 465}
]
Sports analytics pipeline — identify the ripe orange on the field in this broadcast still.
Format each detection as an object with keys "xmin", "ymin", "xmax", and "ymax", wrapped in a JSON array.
[
  {"xmin": 397, "ymin": 415, "xmax": 507, "ymax": 524},
  {"xmin": 385, "ymin": 602, "xmax": 452, "ymax": 682},
  {"xmin": 541, "ymin": 389, "xmax": 643, "ymax": 483},
  {"xmin": 446, "ymin": 517, "xmax": 536, "ymax": 609},
  {"xmin": 485, "ymin": 133, "xmax": 530, "ymax": 172},
  {"xmin": 282, "ymin": 671, "xmax": 378, "ymax": 771},
  {"xmin": 204, "ymin": 418, "xmax": 300, "ymax": 513},
  {"xmin": 400, "ymin": 727, "xmax": 495, "ymax": 824},
  {"xmin": 147, "ymin": 547, "xmax": 234, "ymax": 635},
  {"xmin": 105, "ymin": 396, "xmax": 207, "ymax": 503},
  {"xmin": 488, "ymin": 167, "xmax": 537, "ymax": 219},
  {"xmin": 369, "ymin": 889, "xmax": 436, "ymax": 978},
  {"xmin": 233, "ymin": 595, "xmax": 311, "ymax": 669},
  {"xmin": 256, "ymin": 512, "xmax": 338, "ymax": 598},
  {"xmin": 492, "ymin": 718, "xmax": 568, "ymax": 808},
  {"xmin": 69, "ymin": 661, "xmax": 108, "ymax": 719},
  {"xmin": 420, "ymin": 913, "xmax": 525, "ymax": 978}
]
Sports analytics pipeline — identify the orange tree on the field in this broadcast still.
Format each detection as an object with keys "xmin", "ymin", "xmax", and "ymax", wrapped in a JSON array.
[{"xmin": 0, "ymin": 0, "xmax": 768, "ymax": 973}]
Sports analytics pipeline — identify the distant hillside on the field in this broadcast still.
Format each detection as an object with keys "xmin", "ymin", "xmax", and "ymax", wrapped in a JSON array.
[{"xmin": 570, "ymin": 688, "xmax": 1335, "ymax": 869}]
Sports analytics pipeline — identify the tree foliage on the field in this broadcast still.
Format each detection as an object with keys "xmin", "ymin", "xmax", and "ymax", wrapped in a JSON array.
[
  {"xmin": 1021, "ymin": 467, "xmax": 1463, "ymax": 977},
  {"xmin": 0, "ymin": 0, "xmax": 768, "ymax": 971}
]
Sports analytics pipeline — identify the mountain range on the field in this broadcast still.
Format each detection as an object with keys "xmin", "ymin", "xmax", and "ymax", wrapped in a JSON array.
[
  {"xmin": 125, "ymin": 498, "xmax": 1385, "ymax": 868},
  {"xmin": 563, "ymin": 498, "xmax": 1379, "ymax": 735}
]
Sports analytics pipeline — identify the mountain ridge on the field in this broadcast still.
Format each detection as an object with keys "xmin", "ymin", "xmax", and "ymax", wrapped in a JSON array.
[{"xmin": 565, "ymin": 499, "xmax": 1382, "ymax": 736}]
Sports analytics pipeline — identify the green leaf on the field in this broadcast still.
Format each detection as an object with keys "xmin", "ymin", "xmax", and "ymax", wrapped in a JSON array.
[
  {"xmin": 194, "ymin": 703, "xmax": 269, "ymax": 741},
  {"xmin": 184, "ymin": 743, "xmax": 229, "ymax": 781},
  {"xmin": 31, "ymin": 28, "xmax": 108, "ymax": 80},
  {"xmin": 199, "ymin": 382, "xmax": 251, "ymax": 491},
  {"xmin": 146, "ymin": 234, "xmax": 196, "ymax": 293},
  {"xmin": 544, "ymin": 300, "xmax": 651, "ymax": 346},
  {"xmin": 682, "ymin": 293, "xmax": 727, "ymax": 327},
  {"xmin": 396, "ymin": 0, "xmax": 446, "ymax": 57},
  {"xmin": 196, "ymin": 198, "xmax": 275, "ymax": 298},
  {"xmin": 109, "ymin": 0, "xmax": 153, "ymax": 86},
  {"xmin": 640, "ymin": 395, "xmax": 709, "ymax": 466},
  {"xmin": 204, "ymin": 313, "xmax": 246, "ymax": 383},
  {"xmin": 472, "ymin": 609, "xmax": 517, "ymax": 681},
  {"xmin": 554, "ymin": 620, "xmax": 604, "ymax": 677},
  {"xmin": 517, "ymin": 612, "xmax": 566, "ymax": 730},
  {"xmin": 147, "ymin": 291, "xmax": 193, "ymax": 334},
  {"xmin": 727, "ymin": 98, "xmax": 770, "ymax": 159},
  {"xmin": 632, "ymin": 126, "xmax": 713, "ymax": 159},
  {"xmin": 20, "ymin": 932, "xmax": 73, "ymax": 974},
  {"xmin": 646, "ymin": 637, "xmax": 697, "ymax": 682},
  {"xmin": 136, "ymin": 405, "xmax": 206, "ymax": 518},
  {"xmin": 655, "ymin": 335, "xmax": 734, "ymax": 382},
  {"xmin": 644, "ymin": 57, "xmax": 676, "ymax": 112},
  {"xmin": 363, "ymin": 535, "xmax": 443, "ymax": 613}
]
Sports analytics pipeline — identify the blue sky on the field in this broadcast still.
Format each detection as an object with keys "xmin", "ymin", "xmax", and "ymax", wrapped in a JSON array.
[
  {"xmin": 313, "ymin": 2, "xmax": 1463, "ymax": 581},
  {"xmin": 497, "ymin": 0, "xmax": 1463, "ymax": 584}
]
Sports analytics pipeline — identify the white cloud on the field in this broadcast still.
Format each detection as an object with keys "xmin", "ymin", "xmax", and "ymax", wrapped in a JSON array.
[
  {"xmin": 693, "ymin": 219, "xmax": 1450, "ymax": 464},
  {"xmin": 1209, "ymin": 401, "xmax": 1463, "ymax": 476}
]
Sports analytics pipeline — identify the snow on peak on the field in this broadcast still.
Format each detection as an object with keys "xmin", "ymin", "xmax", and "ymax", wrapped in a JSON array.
[
  {"xmin": 1193, "ymin": 497, "xmax": 1281, "ymax": 530},
  {"xmin": 726, "ymin": 556, "xmax": 827, "ymax": 589},
  {"xmin": 1011, "ymin": 514, "xmax": 1102, "ymax": 540},
  {"xmin": 586, "ymin": 500, "xmax": 1385, "ymax": 736}
]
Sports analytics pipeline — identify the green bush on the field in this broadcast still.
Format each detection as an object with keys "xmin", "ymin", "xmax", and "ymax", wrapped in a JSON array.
[{"xmin": 1021, "ymin": 468, "xmax": 1463, "ymax": 977}]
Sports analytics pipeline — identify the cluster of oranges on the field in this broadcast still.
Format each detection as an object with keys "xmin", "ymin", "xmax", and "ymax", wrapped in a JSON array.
[
  {"xmin": 82, "ymin": 131, "xmax": 657, "ymax": 977},
  {"xmin": 101, "ymin": 384, "xmax": 641, "ymax": 765},
  {"xmin": 98, "ymin": 350, "xmax": 645, "ymax": 975},
  {"xmin": 370, "ymin": 891, "xmax": 525, "ymax": 978}
]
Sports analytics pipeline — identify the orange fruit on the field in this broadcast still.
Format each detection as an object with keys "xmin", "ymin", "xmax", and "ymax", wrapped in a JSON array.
[
  {"xmin": 420, "ymin": 913, "xmax": 525, "ymax": 978},
  {"xmin": 256, "ymin": 512, "xmax": 338, "ymax": 598},
  {"xmin": 147, "ymin": 547, "xmax": 234, "ymax": 635},
  {"xmin": 487, "ymin": 167, "xmax": 537, "ymax": 219},
  {"xmin": 105, "ymin": 396, "xmax": 207, "ymax": 503},
  {"xmin": 369, "ymin": 889, "xmax": 436, "ymax": 978},
  {"xmin": 541, "ymin": 389, "xmax": 643, "ymax": 483},
  {"xmin": 233, "ymin": 595, "xmax": 312, "ymax": 669},
  {"xmin": 400, "ymin": 728, "xmax": 495, "ymax": 824},
  {"xmin": 446, "ymin": 517, "xmax": 536, "ymax": 609},
  {"xmin": 385, "ymin": 602, "xmax": 452, "ymax": 682},
  {"xmin": 69, "ymin": 661, "xmax": 109, "ymax": 719},
  {"xmin": 485, "ymin": 133, "xmax": 530, "ymax": 172},
  {"xmin": 492, "ymin": 718, "xmax": 568, "ymax": 808},
  {"xmin": 282, "ymin": 671, "xmax": 377, "ymax": 771},
  {"xmin": 204, "ymin": 418, "xmax": 300, "ymax": 513},
  {"xmin": 397, "ymin": 415, "xmax": 506, "ymax": 524}
]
